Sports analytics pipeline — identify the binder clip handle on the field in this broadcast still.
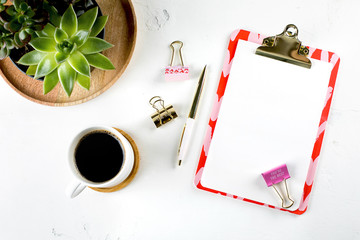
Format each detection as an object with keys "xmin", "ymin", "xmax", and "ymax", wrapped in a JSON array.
[
  {"xmin": 272, "ymin": 179, "xmax": 295, "ymax": 209},
  {"xmin": 165, "ymin": 41, "xmax": 189, "ymax": 81},
  {"xmin": 149, "ymin": 96, "xmax": 166, "ymax": 112},
  {"xmin": 170, "ymin": 40, "xmax": 185, "ymax": 67}
]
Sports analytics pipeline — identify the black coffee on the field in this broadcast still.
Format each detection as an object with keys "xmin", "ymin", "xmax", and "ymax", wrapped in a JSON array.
[{"xmin": 75, "ymin": 131, "xmax": 123, "ymax": 183}]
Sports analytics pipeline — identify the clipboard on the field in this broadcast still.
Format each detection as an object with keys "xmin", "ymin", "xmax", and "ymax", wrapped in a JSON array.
[{"xmin": 194, "ymin": 26, "xmax": 341, "ymax": 215}]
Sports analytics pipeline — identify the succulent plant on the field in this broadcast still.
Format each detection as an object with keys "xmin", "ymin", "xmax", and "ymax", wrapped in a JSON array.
[
  {"xmin": 46, "ymin": 0, "xmax": 97, "ymax": 17},
  {"xmin": 0, "ymin": 0, "xmax": 54, "ymax": 59},
  {"xmin": 18, "ymin": 4, "xmax": 115, "ymax": 96}
]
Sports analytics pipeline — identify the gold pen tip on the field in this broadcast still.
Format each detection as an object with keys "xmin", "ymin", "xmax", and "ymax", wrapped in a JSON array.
[{"xmin": 178, "ymin": 160, "xmax": 182, "ymax": 166}]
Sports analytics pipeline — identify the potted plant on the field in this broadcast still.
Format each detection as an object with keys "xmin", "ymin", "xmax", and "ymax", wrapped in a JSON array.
[
  {"xmin": 0, "ymin": 0, "xmax": 98, "ymax": 61},
  {"xmin": 0, "ymin": 0, "xmax": 115, "ymax": 97},
  {"xmin": 18, "ymin": 4, "xmax": 114, "ymax": 96}
]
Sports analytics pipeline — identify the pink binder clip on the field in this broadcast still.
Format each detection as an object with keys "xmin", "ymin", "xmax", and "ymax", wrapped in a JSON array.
[
  {"xmin": 262, "ymin": 164, "xmax": 294, "ymax": 208},
  {"xmin": 165, "ymin": 41, "xmax": 189, "ymax": 81}
]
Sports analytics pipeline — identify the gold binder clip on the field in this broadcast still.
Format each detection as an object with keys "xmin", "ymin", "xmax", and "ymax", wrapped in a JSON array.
[
  {"xmin": 262, "ymin": 164, "xmax": 294, "ymax": 208},
  {"xmin": 256, "ymin": 24, "xmax": 312, "ymax": 69},
  {"xmin": 149, "ymin": 96, "xmax": 178, "ymax": 128},
  {"xmin": 165, "ymin": 41, "xmax": 190, "ymax": 81}
]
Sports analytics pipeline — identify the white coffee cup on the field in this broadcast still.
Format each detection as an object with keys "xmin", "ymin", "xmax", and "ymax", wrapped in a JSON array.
[{"xmin": 67, "ymin": 126, "xmax": 134, "ymax": 198}]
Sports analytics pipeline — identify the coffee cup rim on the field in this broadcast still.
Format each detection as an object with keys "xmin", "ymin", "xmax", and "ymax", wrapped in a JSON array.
[{"xmin": 68, "ymin": 126, "xmax": 133, "ymax": 187}]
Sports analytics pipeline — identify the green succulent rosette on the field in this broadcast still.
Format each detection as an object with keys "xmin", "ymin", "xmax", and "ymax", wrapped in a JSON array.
[{"xmin": 18, "ymin": 4, "xmax": 115, "ymax": 96}]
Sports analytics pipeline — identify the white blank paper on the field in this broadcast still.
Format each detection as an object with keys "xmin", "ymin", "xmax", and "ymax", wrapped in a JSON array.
[{"xmin": 201, "ymin": 41, "xmax": 332, "ymax": 210}]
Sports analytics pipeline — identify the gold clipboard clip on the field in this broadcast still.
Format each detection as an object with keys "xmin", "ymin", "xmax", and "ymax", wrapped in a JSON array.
[{"xmin": 256, "ymin": 24, "xmax": 312, "ymax": 69}]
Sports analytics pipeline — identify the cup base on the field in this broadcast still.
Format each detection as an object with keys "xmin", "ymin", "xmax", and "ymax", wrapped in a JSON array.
[{"xmin": 89, "ymin": 128, "xmax": 139, "ymax": 193}]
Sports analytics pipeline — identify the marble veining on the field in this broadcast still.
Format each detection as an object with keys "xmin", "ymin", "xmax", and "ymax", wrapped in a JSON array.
[
  {"xmin": 145, "ymin": 9, "xmax": 170, "ymax": 31},
  {"xmin": 134, "ymin": 0, "xmax": 170, "ymax": 31},
  {"xmin": 52, "ymin": 228, "xmax": 64, "ymax": 237}
]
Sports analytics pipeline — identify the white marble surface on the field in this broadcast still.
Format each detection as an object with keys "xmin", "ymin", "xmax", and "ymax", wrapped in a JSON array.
[{"xmin": 1, "ymin": 0, "xmax": 360, "ymax": 239}]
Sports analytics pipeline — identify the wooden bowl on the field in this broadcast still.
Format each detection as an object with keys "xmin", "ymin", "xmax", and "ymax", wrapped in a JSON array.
[{"xmin": 0, "ymin": 0, "xmax": 137, "ymax": 106}]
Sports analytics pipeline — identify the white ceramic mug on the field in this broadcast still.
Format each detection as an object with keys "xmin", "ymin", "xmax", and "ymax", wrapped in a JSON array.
[{"xmin": 67, "ymin": 126, "xmax": 134, "ymax": 198}]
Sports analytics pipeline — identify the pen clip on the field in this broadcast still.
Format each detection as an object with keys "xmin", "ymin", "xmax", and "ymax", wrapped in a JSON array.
[{"xmin": 189, "ymin": 65, "xmax": 207, "ymax": 118}]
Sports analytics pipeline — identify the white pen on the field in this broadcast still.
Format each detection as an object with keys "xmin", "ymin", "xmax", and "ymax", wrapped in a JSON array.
[{"xmin": 177, "ymin": 65, "xmax": 207, "ymax": 166}]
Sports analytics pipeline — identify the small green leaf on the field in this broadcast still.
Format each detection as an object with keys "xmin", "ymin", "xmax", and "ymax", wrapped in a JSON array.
[
  {"xmin": 76, "ymin": 74, "xmax": 90, "ymax": 90},
  {"xmin": 44, "ymin": 68, "xmax": 59, "ymax": 94},
  {"xmin": 25, "ymin": 9, "xmax": 35, "ymax": 18},
  {"xmin": 67, "ymin": 51, "xmax": 90, "ymax": 77},
  {"xmin": 18, "ymin": 15, "xmax": 26, "ymax": 24},
  {"xmin": 50, "ymin": 13, "xmax": 62, "ymax": 28},
  {"xmin": 42, "ymin": 1, "xmax": 61, "ymax": 27},
  {"xmin": 78, "ymin": 7, "xmax": 98, "ymax": 32},
  {"xmin": 18, "ymin": 50, "xmax": 47, "ymax": 66},
  {"xmin": 5, "ymin": 20, "xmax": 21, "ymax": 32},
  {"xmin": 79, "ymin": 37, "xmax": 113, "ymax": 54},
  {"xmin": 54, "ymin": 28, "xmax": 68, "ymax": 43},
  {"xmin": 70, "ymin": 43, "xmax": 77, "ymax": 55},
  {"xmin": 90, "ymin": 16, "xmax": 108, "ymax": 37},
  {"xmin": 0, "ymin": 45, "xmax": 9, "ymax": 60},
  {"xmin": 5, "ymin": 5, "xmax": 16, "ymax": 15},
  {"xmin": 30, "ymin": 38, "xmax": 56, "ymax": 52},
  {"xmin": 19, "ymin": 30, "xmax": 31, "ymax": 45},
  {"xmin": 5, "ymin": 40, "xmax": 14, "ymax": 50},
  {"xmin": 13, "ymin": 0, "xmax": 21, "ymax": 11},
  {"xmin": 19, "ymin": 30, "xmax": 28, "ymax": 41},
  {"xmin": 58, "ymin": 61, "xmax": 76, "ymax": 96},
  {"xmin": 26, "ymin": 65, "xmax": 37, "ymax": 76},
  {"xmin": 55, "ymin": 52, "xmax": 68, "ymax": 64},
  {"xmin": 25, "ymin": 28, "xmax": 35, "ymax": 35},
  {"xmin": 19, "ymin": 2, "xmax": 28, "ymax": 11},
  {"xmin": 84, "ymin": 53, "xmax": 115, "ymax": 70},
  {"xmin": 43, "ymin": 1, "xmax": 61, "ymax": 27},
  {"xmin": 39, "ymin": 24, "xmax": 56, "ymax": 38},
  {"xmin": 60, "ymin": 5, "xmax": 77, "ymax": 37},
  {"xmin": 70, "ymin": 30, "xmax": 89, "ymax": 48},
  {"xmin": 35, "ymin": 53, "xmax": 57, "ymax": 78},
  {"xmin": 13, "ymin": 32, "xmax": 23, "ymax": 48}
]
